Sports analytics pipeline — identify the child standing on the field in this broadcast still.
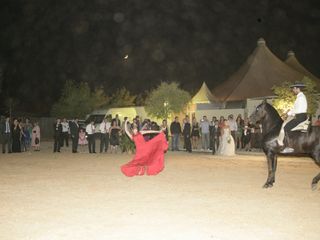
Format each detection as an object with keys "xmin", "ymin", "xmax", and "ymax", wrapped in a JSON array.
[{"xmin": 78, "ymin": 128, "xmax": 88, "ymax": 153}]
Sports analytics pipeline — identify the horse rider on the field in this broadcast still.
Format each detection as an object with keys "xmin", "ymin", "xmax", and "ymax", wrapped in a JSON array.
[{"xmin": 278, "ymin": 82, "xmax": 308, "ymax": 153}]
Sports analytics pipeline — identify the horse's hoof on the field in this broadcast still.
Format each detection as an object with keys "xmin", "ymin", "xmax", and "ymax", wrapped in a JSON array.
[{"xmin": 263, "ymin": 183, "xmax": 273, "ymax": 188}]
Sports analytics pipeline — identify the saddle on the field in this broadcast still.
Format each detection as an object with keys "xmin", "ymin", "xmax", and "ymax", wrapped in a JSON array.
[{"xmin": 291, "ymin": 119, "xmax": 310, "ymax": 132}]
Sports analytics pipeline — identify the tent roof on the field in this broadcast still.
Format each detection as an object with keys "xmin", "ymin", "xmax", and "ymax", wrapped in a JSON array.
[
  {"xmin": 285, "ymin": 51, "xmax": 320, "ymax": 90},
  {"xmin": 212, "ymin": 38, "xmax": 304, "ymax": 102},
  {"xmin": 191, "ymin": 82, "xmax": 218, "ymax": 104}
]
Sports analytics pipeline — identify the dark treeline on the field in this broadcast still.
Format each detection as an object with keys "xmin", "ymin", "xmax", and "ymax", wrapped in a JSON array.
[{"xmin": 0, "ymin": 0, "xmax": 319, "ymax": 114}]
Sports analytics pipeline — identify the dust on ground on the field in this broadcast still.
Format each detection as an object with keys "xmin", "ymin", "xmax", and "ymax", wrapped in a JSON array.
[{"xmin": 0, "ymin": 142, "xmax": 319, "ymax": 240}]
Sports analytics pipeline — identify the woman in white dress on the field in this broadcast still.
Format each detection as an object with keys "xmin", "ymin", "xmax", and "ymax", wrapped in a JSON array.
[{"xmin": 217, "ymin": 119, "xmax": 235, "ymax": 156}]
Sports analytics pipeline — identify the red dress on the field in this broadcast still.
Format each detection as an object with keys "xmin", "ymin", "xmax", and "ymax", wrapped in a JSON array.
[{"xmin": 121, "ymin": 132, "xmax": 168, "ymax": 177}]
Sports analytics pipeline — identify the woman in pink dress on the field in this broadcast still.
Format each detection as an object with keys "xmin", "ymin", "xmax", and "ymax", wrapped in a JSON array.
[
  {"xmin": 121, "ymin": 120, "xmax": 168, "ymax": 177},
  {"xmin": 31, "ymin": 122, "xmax": 41, "ymax": 151},
  {"xmin": 78, "ymin": 128, "xmax": 88, "ymax": 153}
]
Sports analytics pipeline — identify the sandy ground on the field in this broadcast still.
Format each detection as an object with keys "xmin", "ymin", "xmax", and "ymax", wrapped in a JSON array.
[{"xmin": 0, "ymin": 142, "xmax": 319, "ymax": 240}]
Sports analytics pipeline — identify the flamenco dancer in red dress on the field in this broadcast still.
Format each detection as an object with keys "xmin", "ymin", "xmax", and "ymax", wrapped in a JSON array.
[{"xmin": 121, "ymin": 120, "xmax": 168, "ymax": 177}]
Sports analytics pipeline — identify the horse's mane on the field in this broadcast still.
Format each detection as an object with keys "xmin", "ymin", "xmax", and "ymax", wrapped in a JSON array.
[{"xmin": 263, "ymin": 102, "xmax": 283, "ymax": 124}]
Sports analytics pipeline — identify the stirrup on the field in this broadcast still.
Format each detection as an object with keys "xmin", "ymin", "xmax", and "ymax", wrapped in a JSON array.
[{"xmin": 291, "ymin": 119, "xmax": 310, "ymax": 132}]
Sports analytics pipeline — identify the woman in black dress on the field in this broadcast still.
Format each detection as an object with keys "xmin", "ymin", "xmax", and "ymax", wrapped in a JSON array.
[
  {"xmin": 160, "ymin": 119, "xmax": 169, "ymax": 141},
  {"xmin": 191, "ymin": 117, "xmax": 200, "ymax": 150},
  {"xmin": 11, "ymin": 119, "xmax": 21, "ymax": 153},
  {"xmin": 183, "ymin": 117, "xmax": 192, "ymax": 153},
  {"xmin": 109, "ymin": 120, "xmax": 121, "ymax": 153}
]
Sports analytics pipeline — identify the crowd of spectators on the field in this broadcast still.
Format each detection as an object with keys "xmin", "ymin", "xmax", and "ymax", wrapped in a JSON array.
[
  {"xmin": 51, "ymin": 114, "xmax": 166, "ymax": 154},
  {"xmin": 1, "ymin": 112, "xmax": 266, "ymax": 155},
  {"xmin": 169, "ymin": 114, "xmax": 263, "ymax": 154},
  {"xmin": 0, "ymin": 116, "xmax": 40, "ymax": 153}
]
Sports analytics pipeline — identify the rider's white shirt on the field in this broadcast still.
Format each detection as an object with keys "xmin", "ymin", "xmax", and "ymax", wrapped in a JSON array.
[{"xmin": 288, "ymin": 92, "xmax": 307, "ymax": 116}]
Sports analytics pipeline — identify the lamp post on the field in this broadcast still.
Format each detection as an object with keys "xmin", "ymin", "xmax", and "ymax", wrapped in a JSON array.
[{"xmin": 164, "ymin": 101, "xmax": 169, "ymax": 120}]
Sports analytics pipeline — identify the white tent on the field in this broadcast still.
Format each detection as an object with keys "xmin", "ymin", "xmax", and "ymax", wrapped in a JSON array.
[
  {"xmin": 191, "ymin": 82, "xmax": 218, "ymax": 104},
  {"xmin": 212, "ymin": 38, "xmax": 304, "ymax": 102},
  {"xmin": 285, "ymin": 50, "xmax": 320, "ymax": 90}
]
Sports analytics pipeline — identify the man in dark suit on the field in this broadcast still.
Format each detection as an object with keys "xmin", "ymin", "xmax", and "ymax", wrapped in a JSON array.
[
  {"xmin": 211, "ymin": 120, "xmax": 220, "ymax": 155},
  {"xmin": 53, "ymin": 118, "xmax": 62, "ymax": 153},
  {"xmin": 182, "ymin": 116, "xmax": 192, "ymax": 153},
  {"xmin": 69, "ymin": 118, "xmax": 80, "ymax": 153},
  {"xmin": 112, "ymin": 114, "xmax": 121, "ymax": 127},
  {"xmin": 1, "ymin": 116, "xmax": 12, "ymax": 154},
  {"xmin": 170, "ymin": 116, "xmax": 182, "ymax": 151}
]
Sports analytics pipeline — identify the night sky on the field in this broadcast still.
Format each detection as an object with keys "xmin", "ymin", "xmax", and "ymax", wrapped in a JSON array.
[{"xmin": 0, "ymin": 0, "xmax": 319, "ymax": 115}]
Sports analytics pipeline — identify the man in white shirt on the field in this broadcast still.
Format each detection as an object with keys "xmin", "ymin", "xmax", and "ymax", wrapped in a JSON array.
[
  {"xmin": 228, "ymin": 114, "xmax": 237, "ymax": 143},
  {"xmin": 86, "ymin": 120, "xmax": 96, "ymax": 153},
  {"xmin": 61, "ymin": 118, "xmax": 70, "ymax": 147},
  {"xmin": 278, "ymin": 82, "xmax": 308, "ymax": 153},
  {"xmin": 99, "ymin": 117, "xmax": 111, "ymax": 153}
]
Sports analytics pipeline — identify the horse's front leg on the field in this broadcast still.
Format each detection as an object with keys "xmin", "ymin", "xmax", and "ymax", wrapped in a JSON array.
[
  {"xmin": 272, "ymin": 154, "xmax": 278, "ymax": 183},
  {"xmin": 263, "ymin": 151, "xmax": 277, "ymax": 188}
]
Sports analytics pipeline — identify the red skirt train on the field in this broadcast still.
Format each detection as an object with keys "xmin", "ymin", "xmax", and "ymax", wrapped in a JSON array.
[{"xmin": 121, "ymin": 132, "xmax": 168, "ymax": 177}]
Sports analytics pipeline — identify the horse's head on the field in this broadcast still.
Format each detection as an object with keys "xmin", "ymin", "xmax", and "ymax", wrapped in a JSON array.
[
  {"xmin": 250, "ymin": 100, "xmax": 282, "ymax": 127},
  {"xmin": 249, "ymin": 100, "xmax": 268, "ymax": 124}
]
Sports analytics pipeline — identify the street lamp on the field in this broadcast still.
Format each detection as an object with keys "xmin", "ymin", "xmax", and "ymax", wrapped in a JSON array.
[{"xmin": 163, "ymin": 101, "xmax": 169, "ymax": 120}]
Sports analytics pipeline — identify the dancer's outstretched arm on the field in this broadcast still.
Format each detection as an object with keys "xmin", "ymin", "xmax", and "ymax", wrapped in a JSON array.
[
  {"xmin": 140, "ymin": 130, "xmax": 161, "ymax": 135},
  {"xmin": 126, "ymin": 119, "xmax": 162, "ymax": 137},
  {"xmin": 140, "ymin": 123, "xmax": 148, "ymax": 131},
  {"xmin": 138, "ymin": 121, "xmax": 162, "ymax": 135},
  {"xmin": 124, "ymin": 120, "xmax": 133, "ymax": 140}
]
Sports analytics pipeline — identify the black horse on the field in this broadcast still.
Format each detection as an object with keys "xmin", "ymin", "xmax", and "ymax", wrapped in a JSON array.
[{"xmin": 250, "ymin": 100, "xmax": 320, "ymax": 190}]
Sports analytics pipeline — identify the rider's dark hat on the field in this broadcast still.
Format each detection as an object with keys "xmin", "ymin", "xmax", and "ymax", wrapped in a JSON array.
[{"xmin": 290, "ymin": 82, "xmax": 305, "ymax": 89}]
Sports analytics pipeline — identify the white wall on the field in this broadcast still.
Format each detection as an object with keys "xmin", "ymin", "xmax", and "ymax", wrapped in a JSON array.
[{"xmin": 194, "ymin": 108, "xmax": 245, "ymax": 121}]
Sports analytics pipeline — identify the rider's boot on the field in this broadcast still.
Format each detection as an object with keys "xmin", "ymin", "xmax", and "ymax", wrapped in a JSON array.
[{"xmin": 280, "ymin": 136, "xmax": 294, "ymax": 153}]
